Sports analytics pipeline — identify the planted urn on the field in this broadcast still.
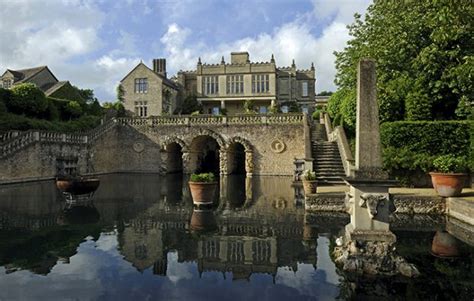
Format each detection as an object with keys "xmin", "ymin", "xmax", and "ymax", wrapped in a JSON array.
[
  {"xmin": 188, "ymin": 173, "xmax": 217, "ymax": 205},
  {"xmin": 302, "ymin": 170, "xmax": 318, "ymax": 195},
  {"xmin": 429, "ymin": 155, "xmax": 468, "ymax": 197}
]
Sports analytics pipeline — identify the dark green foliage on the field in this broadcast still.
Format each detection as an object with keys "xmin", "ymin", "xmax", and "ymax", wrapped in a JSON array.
[
  {"xmin": 8, "ymin": 83, "xmax": 48, "ymax": 117},
  {"xmin": 332, "ymin": 0, "xmax": 473, "ymax": 122},
  {"xmin": 303, "ymin": 170, "xmax": 317, "ymax": 180},
  {"xmin": 381, "ymin": 121, "xmax": 473, "ymax": 184},
  {"xmin": 49, "ymin": 83, "xmax": 85, "ymax": 104},
  {"xmin": 433, "ymin": 155, "xmax": 468, "ymax": 173},
  {"xmin": 244, "ymin": 99, "xmax": 255, "ymax": 113},
  {"xmin": 312, "ymin": 110, "xmax": 320, "ymax": 120},
  {"xmin": 65, "ymin": 101, "xmax": 83, "ymax": 119},
  {"xmin": 179, "ymin": 95, "xmax": 202, "ymax": 114},
  {"xmin": 86, "ymin": 100, "xmax": 103, "ymax": 116},
  {"xmin": 0, "ymin": 88, "xmax": 12, "ymax": 108},
  {"xmin": 317, "ymin": 91, "xmax": 333, "ymax": 96},
  {"xmin": 0, "ymin": 113, "xmax": 101, "ymax": 132},
  {"xmin": 190, "ymin": 173, "xmax": 216, "ymax": 183},
  {"xmin": 455, "ymin": 96, "xmax": 473, "ymax": 120},
  {"xmin": 116, "ymin": 84, "xmax": 125, "ymax": 103}
]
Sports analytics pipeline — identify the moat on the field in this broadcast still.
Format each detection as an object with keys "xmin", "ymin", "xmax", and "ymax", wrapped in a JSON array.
[{"xmin": 0, "ymin": 174, "xmax": 473, "ymax": 300}]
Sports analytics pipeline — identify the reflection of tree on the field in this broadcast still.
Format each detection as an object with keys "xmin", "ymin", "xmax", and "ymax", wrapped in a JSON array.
[{"xmin": 0, "ymin": 224, "xmax": 102, "ymax": 275}]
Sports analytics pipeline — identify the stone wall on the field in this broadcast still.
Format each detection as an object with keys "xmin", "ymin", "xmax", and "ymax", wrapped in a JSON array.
[{"xmin": 0, "ymin": 114, "xmax": 309, "ymax": 182}]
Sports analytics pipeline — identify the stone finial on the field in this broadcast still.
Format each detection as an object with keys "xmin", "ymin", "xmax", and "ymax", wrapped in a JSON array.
[
  {"xmin": 197, "ymin": 57, "xmax": 202, "ymax": 65},
  {"xmin": 311, "ymin": 62, "xmax": 315, "ymax": 70},
  {"xmin": 221, "ymin": 56, "xmax": 225, "ymax": 64},
  {"xmin": 292, "ymin": 59, "xmax": 296, "ymax": 68},
  {"xmin": 271, "ymin": 54, "xmax": 275, "ymax": 63}
]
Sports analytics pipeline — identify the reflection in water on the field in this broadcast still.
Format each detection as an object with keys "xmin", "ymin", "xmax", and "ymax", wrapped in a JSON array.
[{"xmin": 0, "ymin": 174, "xmax": 472, "ymax": 300}]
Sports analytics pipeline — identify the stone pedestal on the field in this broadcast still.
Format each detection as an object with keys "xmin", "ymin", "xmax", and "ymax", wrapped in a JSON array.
[{"xmin": 344, "ymin": 179, "xmax": 396, "ymax": 243}]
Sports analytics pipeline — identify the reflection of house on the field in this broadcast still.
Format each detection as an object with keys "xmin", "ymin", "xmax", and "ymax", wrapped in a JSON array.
[{"xmin": 0, "ymin": 66, "xmax": 84, "ymax": 101}]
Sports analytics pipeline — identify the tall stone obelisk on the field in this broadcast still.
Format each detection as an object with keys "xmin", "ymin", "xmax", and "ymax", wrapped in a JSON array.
[{"xmin": 344, "ymin": 58, "xmax": 394, "ymax": 242}]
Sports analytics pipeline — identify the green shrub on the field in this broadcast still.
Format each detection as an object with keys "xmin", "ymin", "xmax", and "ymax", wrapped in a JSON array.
[
  {"xmin": 8, "ymin": 83, "xmax": 48, "ymax": 117},
  {"xmin": 244, "ymin": 99, "xmax": 255, "ymax": 113},
  {"xmin": 433, "ymin": 155, "xmax": 468, "ymax": 173},
  {"xmin": 303, "ymin": 170, "xmax": 317, "ymax": 181},
  {"xmin": 381, "ymin": 120, "xmax": 473, "ymax": 184},
  {"xmin": 190, "ymin": 173, "xmax": 216, "ymax": 183},
  {"xmin": 312, "ymin": 110, "xmax": 320, "ymax": 120}
]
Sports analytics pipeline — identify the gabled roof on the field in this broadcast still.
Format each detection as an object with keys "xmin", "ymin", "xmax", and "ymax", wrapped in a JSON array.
[
  {"xmin": 121, "ymin": 62, "xmax": 179, "ymax": 90},
  {"xmin": 44, "ymin": 81, "xmax": 69, "ymax": 96},
  {"xmin": 3, "ymin": 66, "xmax": 59, "ymax": 84}
]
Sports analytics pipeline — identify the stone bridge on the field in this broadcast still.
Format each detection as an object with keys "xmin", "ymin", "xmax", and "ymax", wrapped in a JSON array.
[{"xmin": 0, "ymin": 114, "xmax": 312, "ymax": 182}]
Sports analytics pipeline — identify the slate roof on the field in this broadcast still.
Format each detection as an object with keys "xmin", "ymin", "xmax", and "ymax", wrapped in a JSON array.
[
  {"xmin": 121, "ymin": 62, "xmax": 179, "ymax": 90},
  {"xmin": 44, "ymin": 81, "xmax": 69, "ymax": 96},
  {"xmin": 6, "ymin": 66, "xmax": 58, "ymax": 83}
]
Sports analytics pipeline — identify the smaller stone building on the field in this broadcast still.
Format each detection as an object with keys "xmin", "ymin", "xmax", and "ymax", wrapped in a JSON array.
[
  {"xmin": 120, "ymin": 59, "xmax": 179, "ymax": 117},
  {"xmin": 0, "ymin": 66, "xmax": 84, "ymax": 101}
]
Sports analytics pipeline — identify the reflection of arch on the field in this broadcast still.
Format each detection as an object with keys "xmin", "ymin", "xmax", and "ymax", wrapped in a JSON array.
[
  {"xmin": 161, "ymin": 136, "xmax": 188, "ymax": 152},
  {"xmin": 227, "ymin": 136, "xmax": 254, "ymax": 176}
]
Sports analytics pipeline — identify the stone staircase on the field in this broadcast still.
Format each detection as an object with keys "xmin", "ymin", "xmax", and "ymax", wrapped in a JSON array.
[
  {"xmin": 311, "ymin": 123, "xmax": 346, "ymax": 185},
  {"xmin": 0, "ymin": 118, "xmax": 118, "ymax": 159}
]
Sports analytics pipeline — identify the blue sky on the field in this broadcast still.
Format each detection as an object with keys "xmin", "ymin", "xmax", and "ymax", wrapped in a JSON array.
[{"xmin": 0, "ymin": 0, "xmax": 371, "ymax": 101}]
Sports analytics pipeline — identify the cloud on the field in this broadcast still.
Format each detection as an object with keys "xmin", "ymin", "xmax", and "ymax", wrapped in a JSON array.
[{"xmin": 158, "ymin": 19, "xmax": 351, "ymax": 92}]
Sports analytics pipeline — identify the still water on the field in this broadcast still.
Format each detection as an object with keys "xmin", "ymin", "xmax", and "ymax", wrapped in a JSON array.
[{"xmin": 0, "ymin": 174, "xmax": 473, "ymax": 300}]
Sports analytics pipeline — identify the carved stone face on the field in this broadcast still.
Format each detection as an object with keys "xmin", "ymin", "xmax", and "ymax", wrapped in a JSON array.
[{"xmin": 360, "ymin": 193, "xmax": 389, "ymax": 219}]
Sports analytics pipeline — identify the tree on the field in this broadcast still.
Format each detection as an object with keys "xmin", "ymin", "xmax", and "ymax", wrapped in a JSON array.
[
  {"xmin": 116, "ymin": 84, "xmax": 125, "ymax": 103},
  {"xmin": 331, "ymin": 0, "xmax": 473, "ymax": 122},
  {"xmin": 65, "ymin": 101, "xmax": 83, "ymax": 119},
  {"xmin": 317, "ymin": 91, "xmax": 333, "ymax": 96},
  {"xmin": 180, "ymin": 95, "xmax": 202, "ymax": 114},
  {"xmin": 9, "ymin": 83, "xmax": 48, "ymax": 117}
]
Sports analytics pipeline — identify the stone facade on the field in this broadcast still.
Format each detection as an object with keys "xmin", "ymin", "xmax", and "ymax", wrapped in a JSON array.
[
  {"xmin": 120, "ymin": 62, "xmax": 179, "ymax": 117},
  {"xmin": 177, "ymin": 52, "xmax": 316, "ymax": 114},
  {"xmin": 0, "ymin": 114, "xmax": 310, "ymax": 182}
]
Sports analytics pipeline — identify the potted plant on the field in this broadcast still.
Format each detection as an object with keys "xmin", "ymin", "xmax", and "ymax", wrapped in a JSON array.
[
  {"xmin": 302, "ymin": 170, "xmax": 318, "ymax": 195},
  {"xmin": 429, "ymin": 155, "xmax": 468, "ymax": 197},
  {"xmin": 188, "ymin": 172, "xmax": 217, "ymax": 205}
]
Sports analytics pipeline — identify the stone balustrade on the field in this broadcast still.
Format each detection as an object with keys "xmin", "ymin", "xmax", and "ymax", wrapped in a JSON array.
[
  {"xmin": 0, "ymin": 118, "xmax": 118, "ymax": 159},
  {"xmin": 119, "ymin": 113, "xmax": 304, "ymax": 127},
  {"xmin": 0, "ymin": 114, "xmax": 304, "ymax": 159}
]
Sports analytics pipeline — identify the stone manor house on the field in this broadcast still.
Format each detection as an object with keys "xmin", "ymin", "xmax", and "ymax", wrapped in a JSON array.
[{"xmin": 121, "ymin": 52, "xmax": 316, "ymax": 117}]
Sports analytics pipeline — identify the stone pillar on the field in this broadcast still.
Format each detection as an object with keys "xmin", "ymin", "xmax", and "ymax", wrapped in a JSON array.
[
  {"xmin": 270, "ymin": 99, "xmax": 276, "ymax": 107},
  {"xmin": 354, "ymin": 59, "xmax": 386, "ymax": 179},
  {"xmin": 219, "ymin": 149, "xmax": 228, "ymax": 175},
  {"xmin": 245, "ymin": 151, "xmax": 254, "ymax": 176},
  {"xmin": 182, "ymin": 151, "xmax": 192, "ymax": 174},
  {"xmin": 220, "ymin": 100, "xmax": 226, "ymax": 110}
]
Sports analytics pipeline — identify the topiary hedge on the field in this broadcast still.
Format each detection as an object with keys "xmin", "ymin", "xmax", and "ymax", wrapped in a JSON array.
[
  {"xmin": 381, "ymin": 120, "xmax": 473, "ymax": 186},
  {"xmin": 0, "ymin": 112, "xmax": 101, "ymax": 132}
]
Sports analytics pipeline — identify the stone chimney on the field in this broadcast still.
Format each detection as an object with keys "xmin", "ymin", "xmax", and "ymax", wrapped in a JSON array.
[
  {"xmin": 153, "ymin": 58, "xmax": 167, "ymax": 78},
  {"xmin": 230, "ymin": 52, "xmax": 249, "ymax": 64}
]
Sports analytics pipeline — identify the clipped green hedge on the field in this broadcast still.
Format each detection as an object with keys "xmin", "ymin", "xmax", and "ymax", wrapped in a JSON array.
[
  {"xmin": 381, "ymin": 120, "xmax": 473, "ymax": 185},
  {"xmin": 0, "ymin": 112, "xmax": 101, "ymax": 132}
]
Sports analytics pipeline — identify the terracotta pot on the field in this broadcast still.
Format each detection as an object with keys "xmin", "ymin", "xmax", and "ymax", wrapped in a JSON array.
[
  {"xmin": 302, "ymin": 180, "xmax": 318, "ymax": 195},
  {"xmin": 429, "ymin": 172, "xmax": 467, "ymax": 197},
  {"xmin": 188, "ymin": 181, "xmax": 217, "ymax": 205},
  {"xmin": 431, "ymin": 231, "xmax": 459, "ymax": 257}
]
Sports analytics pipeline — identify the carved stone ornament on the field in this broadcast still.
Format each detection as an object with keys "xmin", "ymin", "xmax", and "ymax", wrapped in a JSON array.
[
  {"xmin": 270, "ymin": 139, "xmax": 286, "ymax": 153},
  {"xmin": 359, "ymin": 193, "xmax": 389, "ymax": 219},
  {"xmin": 133, "ymin": 142, "xmax": 145, "ymax": 153}
]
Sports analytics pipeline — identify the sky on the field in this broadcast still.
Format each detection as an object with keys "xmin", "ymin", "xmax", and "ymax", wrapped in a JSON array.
[{"xmin": 0, "ymin": 0, "xmax": 371, "ymax": 102}]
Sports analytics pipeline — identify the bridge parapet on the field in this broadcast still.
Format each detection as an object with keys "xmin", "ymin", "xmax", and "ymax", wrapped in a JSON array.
[{"xmin": 118, "ymin": 113, "xmax": 304, "ymax": 127}]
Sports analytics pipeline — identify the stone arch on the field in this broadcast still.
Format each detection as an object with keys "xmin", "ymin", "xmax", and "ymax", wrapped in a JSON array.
[
  {"xmin": 161, "ymin": 136, "xmax": 188, "ymax": 152},
  {"xmin": 194, "ymin": 129, "xmax": 226, "ymax": 150},
  {"xmin": 161, "ymin": 136, "xmax": 188, "ymax": 174},
  {"xmin": 227, "ymin": 136, "xmax": 253, "ymax": 152},
  {"xmin": 226, "ymin": 136, "xmax": 254, "ymax": 176}
]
